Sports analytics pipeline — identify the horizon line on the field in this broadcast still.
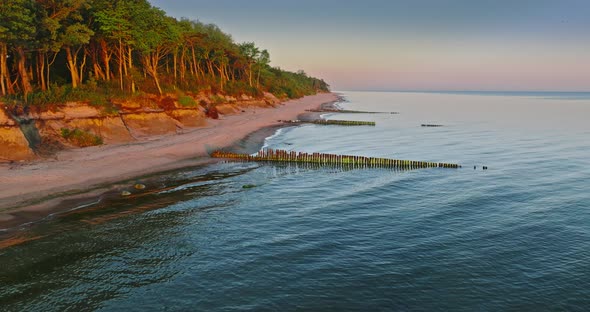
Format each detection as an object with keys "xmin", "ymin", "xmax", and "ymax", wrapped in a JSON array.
[{"xmin": 335, "ymin": 89, "xmax": 590, "ymax": 94}]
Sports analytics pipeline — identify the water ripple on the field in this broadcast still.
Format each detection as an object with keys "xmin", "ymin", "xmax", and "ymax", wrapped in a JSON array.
[{"xmin": 2, "ymin": 91, "xmax": 590, "ymax": 311}]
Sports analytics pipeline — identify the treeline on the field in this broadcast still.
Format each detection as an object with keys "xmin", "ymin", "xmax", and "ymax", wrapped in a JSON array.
[{"xmin": 0, "ymin": 0, "xmax": 329, "ymax": 104}]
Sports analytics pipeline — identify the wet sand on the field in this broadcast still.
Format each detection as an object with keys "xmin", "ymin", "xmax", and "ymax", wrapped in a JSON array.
[{"xmin": 0, "ymin": 92, "xmax": 339, "ymax": 229}]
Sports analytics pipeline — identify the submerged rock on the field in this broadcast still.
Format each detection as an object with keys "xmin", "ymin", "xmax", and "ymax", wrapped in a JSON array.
[{"xmin": 421, "ymin": 124, "xmax": 444, "ymax": 127}]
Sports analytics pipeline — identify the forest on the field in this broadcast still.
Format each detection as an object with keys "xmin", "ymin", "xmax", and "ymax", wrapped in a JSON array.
[{"xmin": 0, "ymin": 0, "xmax": 329, "ymax": 106}]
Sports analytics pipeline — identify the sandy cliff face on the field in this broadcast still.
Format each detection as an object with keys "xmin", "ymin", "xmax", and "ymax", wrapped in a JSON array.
[
  {"xmin": 212, "ymin": 93, "xmax": 280, "ymax": 116},
  {"xmin": 35, "ymin": 103, "xmax": 134, "ymax": 146},
  {"xmin": 41, "ymin": 117, "xmax": 134, "ymax": 145},
  {"xmin": 0, "ymin": 108, "xmax": 35, "ymax": 160},
  {"xmin": 168, "ymin": 109, "xmax": 208, "ymax": 128},
  {"xmin": 0, "ymin": 92, "xmax": 285, "ymax": 161},
  {"xmin": 0, "ymin": 128, "xmax": 35, "ymax": 161},
  {"xmin": 121, "ymin": 112, "xmax": 179, "ymax": 137}
]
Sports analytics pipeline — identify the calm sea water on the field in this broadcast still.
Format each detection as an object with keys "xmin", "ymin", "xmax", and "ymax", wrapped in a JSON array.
[{"xmin": 1, "ymin": 91, "xmax": 589, "ymax": 311}]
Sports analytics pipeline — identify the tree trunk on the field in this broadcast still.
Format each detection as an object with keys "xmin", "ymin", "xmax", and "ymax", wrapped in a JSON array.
[
  {"xmin": 180, "ymin": 47, "xmax": 186, "ymax": 83},
  {"xmin": 100, "ymin": 39, "xmax": 111, "ymax": 81},
  {"xmin": 79, "ymin": 49, "xmax": 88, "ymax": 85},
  {"xmin": 226, "ymin": 65, "xmax": 232, "ymax": 81},
  {"xmin": 93, "ymin": 63, "xmax": 104, "ymax": 80},
  {"xmin": 91, "ymin": 45, "xmax": 105, "ymax": 81},
  {"xmin": 197, "ymin": 62, "xmax": 204, "ymax": 80},
  {"xmin": 127, "ymin": 46, "xmax": 133, "ymax": 72},
  {"xmin": 118, "ymin": 39, "xmax": 124, "ymax": 91},
  {"xmin": 143, "ymin": 54, "xmax": 162, "ymax": 96},
  {"xmin": 191, "ymin": 47, "xmax": 198, "ymax": 78},
  {"xmin": 65, "ymin": 46, "xmax": 80, "ymax": 88},
  {"xmin": 173, "ymin": 48, "xmax": 178, "ymax": 82},
  {"xmin": 207, "ymin": 59, "xmax": 214, "ymax": 78},
  {"xmin": 248, "ymin": 63, "xmax": 253, "ymax": 87},
  {"xmin": 38, "ymin": 52, "xmax": 47, "ymax": 91},
  {"xmin": 256, "ymin": 68, "xmax": 261, "ymax": 88},
  {"xmin": 46, "ymin": 52, "xmax": 58, "ymax": 88},
  {"xmin": 128, "ymin": 46, "xmax": 135, "ymax": 93},
  {"xmin": 154, "ymin": 73, "xmax": 162, "ymax": 95},
  {"xmin": 214, "ymin": 62, "xmax": 224, "ymax": 91},
  {"xmin": 15, "ymin": 46, "xmax": 33, "ymax": 97},
  {"xmin": 0, "ymin": 43, "xmax": 7, "ymax": 95}
]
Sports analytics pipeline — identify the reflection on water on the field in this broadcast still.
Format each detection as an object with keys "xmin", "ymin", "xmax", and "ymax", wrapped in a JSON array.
[{"xmin": 1, "ymin": 91, "xmax": 590, "ymax": 311}]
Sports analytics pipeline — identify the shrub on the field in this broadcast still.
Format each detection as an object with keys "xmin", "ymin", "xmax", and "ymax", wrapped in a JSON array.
[
  {"xmin": 61, "ymin": 128, "xmax": 103, "ymax": 147},
  {"xmin": 210, "ymin": 94, "xmax": 226, "ymax": 104},
  {"xmin": 178, "ymin": 95, "xmax": 197, "ymax": 107}
]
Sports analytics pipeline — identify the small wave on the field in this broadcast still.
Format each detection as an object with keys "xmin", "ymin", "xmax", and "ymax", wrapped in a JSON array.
[
  {"xmin": 333, "ymin": 101, "xmax": 346, "ymax": 110},
  {"xmin": 158, "ymin": 180, "xmax": 224, "ymax": 194},
  {"xmin": 54, "ymin": 198, "xmax": 103, "ymax": 215},
  {"xmin": 259, "ymin": 128, "xmax": 285, "ymax": 152},
  {"xmin": 319, "ymin": 113, "xmax": 338, "ymax": 119},
  {"xmin": 0, "ymin": 197, "xmax": 105, "ymax": 233}
]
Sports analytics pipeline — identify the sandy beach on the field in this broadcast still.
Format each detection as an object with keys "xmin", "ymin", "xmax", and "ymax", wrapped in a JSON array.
[{"xmin": 0, "ymin": 92, "xmax": 338, "ymax": 228}]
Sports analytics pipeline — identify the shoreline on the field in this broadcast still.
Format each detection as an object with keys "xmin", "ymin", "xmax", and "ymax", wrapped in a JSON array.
[{"xmin": 0, "ymin": 92, "xmax": 340, "ymax": 230}]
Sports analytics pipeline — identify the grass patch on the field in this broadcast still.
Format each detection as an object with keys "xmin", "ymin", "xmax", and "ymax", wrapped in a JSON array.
[
  {"xmin": 178, "ymin": 95, "xmax": 197, "ymax": 107},
  {"xmin": 2, "ymin": 84, "xmax": 122, "ymax": 117},
  {"xmin": 210, "ymin": 94, "xmax": 226, "ymax": 104},
  {"xmin": 61, "ymin": 128, "xmax": 103, "ymax": 147}
]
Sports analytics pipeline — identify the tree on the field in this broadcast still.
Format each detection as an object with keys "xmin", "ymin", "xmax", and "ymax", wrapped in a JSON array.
[
  {"xmin": 131, "ymin": 2, "xmax": 179, "ymax": 95},
  {"xmin": 35, "ymin": 0, "xmax": 78, "ymax": 91},
  {"xmin": 54, "ymin": 0, "xmax": 94, "ymax": 88},
  {"xmin": 93, "ymin": 0, "xmax": 134, "ymax": 90},
  {"xmin": 255, "ymin": 49, "xmax": 270, "ymax": 88},
  {"xmin": 239, "ymin": 42, "xmax": 259, "ymax": 87},
  {"xmin": 0, "ymin": 0, "xmax": 36, "ymax": 97},
  {"xmin": 0, "ymin": 0, "xmax": 329, "ymax": 102}
]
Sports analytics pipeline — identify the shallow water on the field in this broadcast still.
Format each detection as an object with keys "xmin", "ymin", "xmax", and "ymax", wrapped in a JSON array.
[{"xmin": 1, "ymin": 91, "xmax": 589, "ymax": 311}]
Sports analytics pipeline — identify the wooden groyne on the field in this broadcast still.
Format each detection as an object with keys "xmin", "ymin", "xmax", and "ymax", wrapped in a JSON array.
[
  {"xmin": 280, "ymin": 119, "xmax": 376, "ymax": 126},
  {"xmin": 211, "ymin": 149, "xmax": 461, "ymax": 169},
  {"xmin": 306, "ymin": 109, "xmax": 399, "ymax": 114}
]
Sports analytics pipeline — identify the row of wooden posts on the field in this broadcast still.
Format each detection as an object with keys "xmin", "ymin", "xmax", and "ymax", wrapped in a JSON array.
[
  {"xmin": 305, "ymin": 109, "xmax": 399, "ymax": 114},
  {"xmin": 280, "ymin": 119, "xmax": 376, "ymax": 126},
  {"xmin": 211, "ymin": 149, "xmax": 461, "ymax": 169}
]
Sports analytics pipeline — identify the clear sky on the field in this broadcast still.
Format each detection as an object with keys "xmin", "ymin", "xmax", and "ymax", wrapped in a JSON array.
[{"xmin": 149, "ymin": 0, "xmax": 590, "ymax": 91}]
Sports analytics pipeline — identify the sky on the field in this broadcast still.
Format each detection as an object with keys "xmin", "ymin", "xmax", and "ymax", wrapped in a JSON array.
[{"xmin": 149, "ymin": 0, "xmax": 590, "ymax": 91}]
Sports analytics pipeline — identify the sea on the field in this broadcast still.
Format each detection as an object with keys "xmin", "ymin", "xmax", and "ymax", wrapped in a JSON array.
[{"xmin": 1, "ymin": 91, "xmax": 589, "ymax": 311}]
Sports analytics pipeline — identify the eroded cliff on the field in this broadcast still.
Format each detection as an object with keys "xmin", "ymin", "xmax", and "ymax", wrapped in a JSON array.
[{"xmin": 0, "ymin": 92, "xmax": 281, "ymax": 161}]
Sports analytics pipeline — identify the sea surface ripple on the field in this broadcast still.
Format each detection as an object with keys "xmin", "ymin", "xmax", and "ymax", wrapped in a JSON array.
[{"xmin": 1, "ymin": 91, "xmax": 589, "ymax": 311}]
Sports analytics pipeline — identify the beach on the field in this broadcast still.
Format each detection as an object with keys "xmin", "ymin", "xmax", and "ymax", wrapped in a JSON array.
[{"xmin": 0, "ymin": 92, "xmax": 338, "ymax": 229}]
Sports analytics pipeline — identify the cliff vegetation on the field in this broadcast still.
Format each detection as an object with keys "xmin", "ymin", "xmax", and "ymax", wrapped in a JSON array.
[
  {"xmin": 0, "ymin": 0, "xmax": 329, "ymax": 107},
  {"xmin": 0, "ymin": 0, "xmax": 330, "ymax": 161}
]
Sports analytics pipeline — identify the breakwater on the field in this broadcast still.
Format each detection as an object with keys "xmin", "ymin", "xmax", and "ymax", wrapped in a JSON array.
[
  {"xmin": 306, "ymin": 109, "xmax": 399, "ymax": 114},
  {"xmin": 211, "ymin": 149, "xmax": 461, "ymax": 169},
  {"xmin": 280, "ymin": 120, "xmax": 376, "ymax": 126}
]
